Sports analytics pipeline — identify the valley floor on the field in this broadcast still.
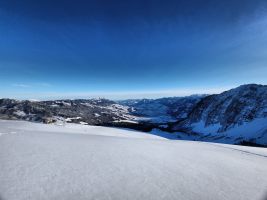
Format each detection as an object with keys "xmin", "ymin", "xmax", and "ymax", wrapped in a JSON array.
[{"xmin": 0, "ymin": 120, "xmax": 267, "ymax": 200}]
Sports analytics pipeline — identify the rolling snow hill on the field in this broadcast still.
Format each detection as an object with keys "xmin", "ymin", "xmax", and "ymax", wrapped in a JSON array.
[{"xmin": 0, "ymin": 120, "xmax": 267, "ymax": 200}]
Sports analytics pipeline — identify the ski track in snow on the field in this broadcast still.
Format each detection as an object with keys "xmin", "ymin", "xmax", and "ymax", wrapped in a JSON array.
[
  {"xmin": 207, "ymin": 143, "xmax": 267, "ymax": 158},
  {"xmin": 0, "ymin": 120, "xmax": 267, "ymax": 200}
]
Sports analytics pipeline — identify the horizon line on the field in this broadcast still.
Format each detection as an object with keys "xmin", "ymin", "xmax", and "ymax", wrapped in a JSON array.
[{"xmin": 0, "ymin": 84, "xmax": 253, "ymax": 101}]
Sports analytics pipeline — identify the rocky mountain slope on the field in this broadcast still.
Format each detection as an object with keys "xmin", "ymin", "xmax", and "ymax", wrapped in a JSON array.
[{"xmin": 171, "ymin": 84, "xmax": 267, "ymax": 145}]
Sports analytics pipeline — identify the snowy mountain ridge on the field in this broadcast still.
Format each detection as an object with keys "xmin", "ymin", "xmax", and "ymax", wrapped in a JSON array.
[
  {"xmin": 1, "ymin": 84, "xmax": 267, "ymax": 146},
  {"xmin": 171, "ymin": 84, "xmax": 267, "ymax": 145},
  {"xmin": 0, "ymin": 96, "xmax": 203, "ymax": 125}
]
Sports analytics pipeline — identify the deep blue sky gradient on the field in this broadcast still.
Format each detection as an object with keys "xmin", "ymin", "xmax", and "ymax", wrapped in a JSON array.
[{"xmin": 0, "ymin": 0, "xmax": 267, "ymax": 99}]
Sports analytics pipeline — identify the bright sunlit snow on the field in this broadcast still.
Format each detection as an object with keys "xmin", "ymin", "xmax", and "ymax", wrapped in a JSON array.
[{"xmin": 0, "ymin": 120, "xmax": 267, "ymax": 200}]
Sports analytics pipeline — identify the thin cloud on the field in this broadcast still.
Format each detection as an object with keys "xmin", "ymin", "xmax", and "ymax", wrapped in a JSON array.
[
  {"xmin": 12, "ymin": 83, "xmax": 52, "ymax": 88},
  {"xmin": 37, "ymin": 83, "xmax": 52, "ymax": 87},
  {"xmin": 12, "ymin": 84, "xmax": 31, "ymax": 88}
]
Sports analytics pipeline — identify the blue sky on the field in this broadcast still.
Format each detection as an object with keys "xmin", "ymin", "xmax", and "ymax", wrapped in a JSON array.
[{"xmin": 0, "ymin": 0, "xmax": 267, "ymax": 99}]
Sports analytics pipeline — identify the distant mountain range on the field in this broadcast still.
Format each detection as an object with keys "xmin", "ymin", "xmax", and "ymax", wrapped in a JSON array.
[{"xmin": 1, "ymin": 84, "xmax": 266, "ymax": 146}]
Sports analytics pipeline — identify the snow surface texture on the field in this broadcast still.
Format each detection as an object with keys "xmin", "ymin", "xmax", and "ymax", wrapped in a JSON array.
[{"xmin": 0, "ymin": 120, "xmax": 267, "ymax": 200}]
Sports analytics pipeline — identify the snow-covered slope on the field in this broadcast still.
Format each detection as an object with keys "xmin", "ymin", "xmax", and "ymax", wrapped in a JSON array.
[
  {"xmin": 172, "ymin": 84, "xmax": 267, "ymax": 145},
  {"xmin": 0, "ymin": 120, "xmax": 267, "ymax": 200}
]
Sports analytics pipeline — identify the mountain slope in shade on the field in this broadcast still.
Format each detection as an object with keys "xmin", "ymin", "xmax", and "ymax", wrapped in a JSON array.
[
  {"xmin": 172, "ymin": 84, "xmax": 267, "ymax": 145},
  {"xmin": 119, "ymin": 95, "xmax": 203, "ymax": 123},
  {"xmin": 0, "ymin": 120, "xmax": 267, "ymax": 200}
]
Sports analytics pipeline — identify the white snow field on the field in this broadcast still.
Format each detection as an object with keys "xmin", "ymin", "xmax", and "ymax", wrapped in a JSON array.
[{"xmin": 0, "ymin": 120, "xmax": 267, "ymax": 200}]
